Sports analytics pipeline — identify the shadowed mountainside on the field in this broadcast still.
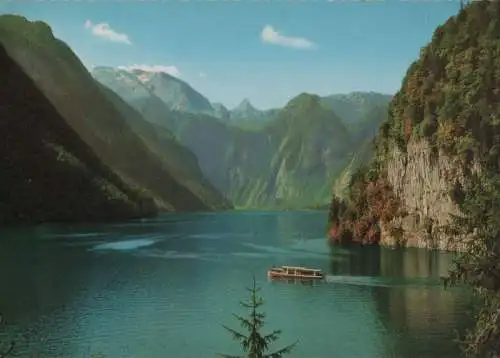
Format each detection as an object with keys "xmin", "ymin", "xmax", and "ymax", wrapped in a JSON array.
[{"xmin": 0, "ymin": 44, "xmax": 157, "ymax": 224}]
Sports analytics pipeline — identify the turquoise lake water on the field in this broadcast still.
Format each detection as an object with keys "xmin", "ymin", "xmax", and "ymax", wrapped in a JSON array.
[{"xmin": 0, "ymin": 211, "xmax": 473, "ymax": 357}]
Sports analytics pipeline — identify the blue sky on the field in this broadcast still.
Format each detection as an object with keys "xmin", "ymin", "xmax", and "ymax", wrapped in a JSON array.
[{"xmin": 2, "ymin": 0, "xmax": 460, "ymax": 109}]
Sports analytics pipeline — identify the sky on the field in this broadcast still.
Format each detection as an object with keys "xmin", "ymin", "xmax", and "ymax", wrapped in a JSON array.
[{"xmin": 2, "ymin": 0, "xmax": 461, "ymax": 109}]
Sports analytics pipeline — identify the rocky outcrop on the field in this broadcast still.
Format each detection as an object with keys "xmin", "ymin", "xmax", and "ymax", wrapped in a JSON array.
[{"xmin": 379, "ymin": 139, "xmax": 480, "ymax": 251}]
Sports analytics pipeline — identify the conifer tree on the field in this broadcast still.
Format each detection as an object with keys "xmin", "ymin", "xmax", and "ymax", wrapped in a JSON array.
[{"xmin": 219, "ymin": 276, "xmax": 297, "ymax": 358}]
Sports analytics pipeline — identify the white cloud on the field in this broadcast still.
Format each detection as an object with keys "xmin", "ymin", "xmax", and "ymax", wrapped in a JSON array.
[
  {"xmin": 260, "ymin": 25, "xmax": 316, "ymax": 50},
  {"xmin": 84, "ymin": 20, "xmax": 132, "ymax": 45},
  {"xmin": 118, "ymin": 64, "xmax": 181, "ymax": 78},
  {"xmin": 199, "ymin": 72, "xmax": 207, "ymax": 78}
]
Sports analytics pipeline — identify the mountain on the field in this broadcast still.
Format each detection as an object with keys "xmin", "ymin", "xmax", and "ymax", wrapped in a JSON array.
[
  {"xmin": 90, "ymin": 67, "xmax": 153, "ymax": 104},
  {"xmin": 93, "ymin": 67, "xmax": 278, "ymax": 129},
  {"xmin": 91, "ymin": 67, "xmax": 232, "ymax": 210},
  {"xmin": 0, "ymin": 44, "xmax": 157, "ymax": 224},
  {"xmin": 93, "ymin": 63, "xmax": 388, "ymax": 209},
  {"xmin": 92, "ymin": 66, "xmax": 176, "ymax": 125},
  {"xmin": 91, "ymin": 64, "xmax": 394, "ymax": 211},
  {"xmin": 264, "ymin": 93, "xmax": 353, "ymax": 206},
  {"xmin": 134, "ymin": 70, "xmax": 216, "ymax": 115},
  {"xmin": 98, "ymin": 84, "xmax": 232, "ymax": 210},
  {"xmin": 231, "ymin": 99, "xmax": 262, "ymax": 120},
  {"xmin": 321, "ymin": 92, "xmax": 392, "ymax": 125},
  {"xmin": 92, "ymin": 66, "xmax": 178, "ymax": 130},
  {"xmin": 227, "ymin": 99, "xmax": 279, "ymax": 129},
  {"xmin": 161, "ymin": 93, "xmax": 354, "ymax": 208},
  {"xmin": 348, "ymin": 104, "xmax": 388, "ymax": 142},
  {"xmin": 97, "ymin": 82, "xmax": 355, "ymax": 208},
  {"xmin": 212, "ymin": 102, "xmax": 230, "ymax": 120},
  {"xmin": 328, "ymin": 1, "xmax": 500, "ymax": 250},
  {"xmin": 223, "ymin": 92, "xmax": 390, "ymax": 133},
  {"xmin": 0, "ymin": 15, "xmax": 229, "ymax": 214},
  {"xmin": 93, "ymin": 66, "xmax": 215, "ymax": 116}
]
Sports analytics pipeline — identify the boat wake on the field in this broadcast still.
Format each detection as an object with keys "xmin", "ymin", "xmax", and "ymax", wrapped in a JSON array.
[
  {"xmin": 324, "ymin": 275, "xmax": 391, "ymax": 287},
  {"xmin": 323, "ymin": 275, "xmax": 441, "ymax": 288}
]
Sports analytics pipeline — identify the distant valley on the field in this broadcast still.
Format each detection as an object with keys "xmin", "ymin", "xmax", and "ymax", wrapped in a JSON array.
[{"xmin": 92, "ymin": 66, "xmax": 391, "ymax": 209}]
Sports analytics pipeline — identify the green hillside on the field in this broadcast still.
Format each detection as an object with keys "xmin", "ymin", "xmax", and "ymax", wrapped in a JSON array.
[{"xmin": 0, "ymin": 44, "xmax": 157, "ymax": 224}]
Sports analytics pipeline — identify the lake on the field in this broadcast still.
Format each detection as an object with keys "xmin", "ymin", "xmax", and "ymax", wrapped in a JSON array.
[{"xmin": 0, "ymin": 211, "xmax": 473, "ymax": 358}]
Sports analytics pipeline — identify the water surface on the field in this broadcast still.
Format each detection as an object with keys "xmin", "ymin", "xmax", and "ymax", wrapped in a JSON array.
[{"xmin": 0, "ymin": 211, "xmax": 472, "ymax": 357}]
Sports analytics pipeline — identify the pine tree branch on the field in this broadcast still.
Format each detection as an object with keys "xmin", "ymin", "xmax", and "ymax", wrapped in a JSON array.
[
  {"xmin": 233, "ymin": 314, "xmax": 253, "ymax": 330},
  {"xmin": 263, "ymin": 329, "xmax": 281, "ymax": 343},
  {"xmin": 222, "ymin": 325, "xmax": 248, "ymax": 344},
  {"xmin": 217, "ymin": 353, "xmax": 244, "ymax": 358},
  {"xmin": 263, "ymin": 340, "xmax": 298, "ymax": 358},
  {"xmin": 246, "ymin": 286, "xmax": 261, "ymax": 293},
  {"xmin": 239, "ymin": 300, "xmax": 253, "ymax": 309},
  {"xmin": 255, "ymin": 312, "xmax": 266, "ymax": 320}
]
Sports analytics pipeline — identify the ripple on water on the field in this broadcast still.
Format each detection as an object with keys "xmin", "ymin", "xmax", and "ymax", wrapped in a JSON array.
[
  {"xmin": 240, "ymin": 242, "xmax": 329, "ymax": 260},
  {"xmin": 139, "ymin": 250, "xmax": 200, "ymax": 259},
  {"xmin": 47, "ymin": 232, "xmax": 108, "ymax": 239},
  {"xmin": 90, "ymin": 238, "xmax": 159, "ymax": 251}
]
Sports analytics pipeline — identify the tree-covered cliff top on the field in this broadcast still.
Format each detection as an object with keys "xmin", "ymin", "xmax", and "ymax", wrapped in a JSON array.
[
  {"xmin": 329, "ymin": 0, "xmax": 500, "ymax": 246},
  {"xmin": 378, "ymin": 0, "xmax": 500, "ymax": 169}
]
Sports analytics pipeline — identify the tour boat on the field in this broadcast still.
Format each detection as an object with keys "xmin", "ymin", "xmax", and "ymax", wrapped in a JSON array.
[{"xmin": 267, "ymin": 265, "xmax": 325, "ymax": 280}]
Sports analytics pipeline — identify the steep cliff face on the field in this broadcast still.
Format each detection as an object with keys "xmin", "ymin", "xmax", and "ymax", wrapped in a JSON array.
[
  {"xmin": 328, "ymin": 1, "xmax": 500, "ymax": 250},
  {"xmin": 380, "ymin": 139, "xmax": 480, "ymax": 250}
]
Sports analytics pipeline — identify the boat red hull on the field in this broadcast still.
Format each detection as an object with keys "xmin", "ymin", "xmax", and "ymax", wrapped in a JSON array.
[{"xmin": 267, "ymin": 271, "xmax": 324, "ymax": 280}]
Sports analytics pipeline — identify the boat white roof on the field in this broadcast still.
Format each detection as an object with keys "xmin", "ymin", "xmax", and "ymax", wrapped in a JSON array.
[{"xmin": 280, "ymin": 265, "xmax": 322, "ymax": 272}]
